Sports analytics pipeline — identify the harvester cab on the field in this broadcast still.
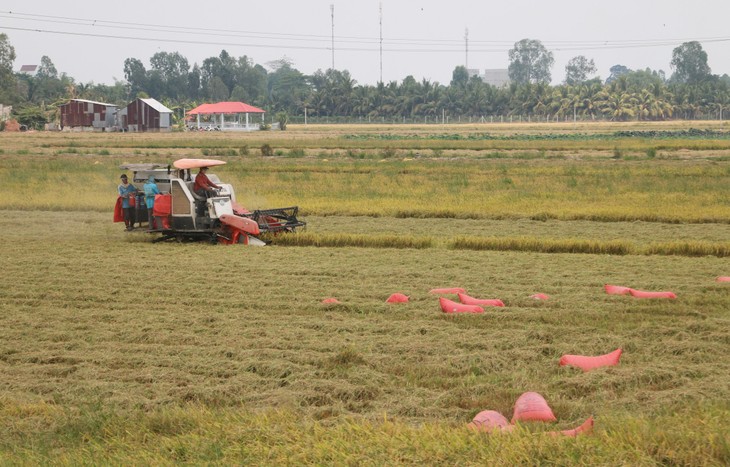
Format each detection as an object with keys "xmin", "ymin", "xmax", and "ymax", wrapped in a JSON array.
[{"xmin": 118, "ymin": 158, "xmax": 305, "ymax": 245}]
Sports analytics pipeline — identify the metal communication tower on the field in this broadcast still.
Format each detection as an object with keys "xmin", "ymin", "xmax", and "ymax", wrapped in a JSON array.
[
  {"xmin": 379, "ymin": 3, "xmax": 383, "ymax": 83},
  {"xmin": 465, "ymin": 27, "xmax": 469, "ymax": 69},
  {"xmin": 330, "ymin": 4, "xmax": 335, "ymax": 69}
]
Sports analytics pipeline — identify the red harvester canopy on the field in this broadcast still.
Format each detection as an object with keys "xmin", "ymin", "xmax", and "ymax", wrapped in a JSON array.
[{"xmin": 186, "ymin": 101, "xmax": 265, "ymax": 116}]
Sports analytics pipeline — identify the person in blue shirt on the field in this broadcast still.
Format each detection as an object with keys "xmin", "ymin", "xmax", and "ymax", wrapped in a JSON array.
[
  {"xmin": 143, "ymin": 175, "xmax": 161, "ymax": 230},
  {"xmin": 118, "ymin": 174, "xmax": 138, "ymax": 231}
]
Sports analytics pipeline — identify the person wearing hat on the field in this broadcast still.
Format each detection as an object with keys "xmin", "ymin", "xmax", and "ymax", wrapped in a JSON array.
[
  {"xmin": 143, "ymin": 175, "xmax": 161, "ymax": 230},
  {"xmin": 193, "ymin": 166, "xmax": 221, "ymax": 198},
  {"xmin": 118, "ymin": 173, "xmax": 138, "ymax": 230}
]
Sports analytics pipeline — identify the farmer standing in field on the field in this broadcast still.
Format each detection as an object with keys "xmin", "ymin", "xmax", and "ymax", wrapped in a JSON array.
[
  {"xmin": 118, "ymin": 174, "xmax": 138, "ymax": 231},
  {"xmin": 143, "ymin": 175, "xmax": 160, "ymax": 230}
]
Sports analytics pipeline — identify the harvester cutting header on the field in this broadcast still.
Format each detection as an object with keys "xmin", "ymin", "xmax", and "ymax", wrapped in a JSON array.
[{"xmin": 115, "ymin": 158, "xmax": 305, "ymax": 245}]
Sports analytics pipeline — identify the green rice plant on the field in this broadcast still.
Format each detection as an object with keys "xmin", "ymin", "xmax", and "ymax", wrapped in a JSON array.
[
  {"xmin": 345, "ymin": 149, "xmax": 367, "ymax": 159},
  {"xmin": 1, "ymin": 127, "xmax": 730, "ymax": 225},
  {"xmin": 286, "ymin": 148, "xmax": 305, "ymax": 158},
  {"xmin": 201, "ymin": 148, "xmax": 237, "ymax": 157},
  {"xmin": 1, "ymin": 403, "xmax": 728, "ymax": 465},
  {"xmin": 260, "ymin": 144, "xmax": 273, "ymax": 157},
  {"xmin": 380, "ymin": 147, "xmax": 397, "ymax": 158}
]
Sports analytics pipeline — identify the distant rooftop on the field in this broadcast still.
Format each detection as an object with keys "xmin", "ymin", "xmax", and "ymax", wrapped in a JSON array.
[
  {"xmin": 138, "ymin": 98, "xmax": 173, "ymax": 114},
  {"xmin": 19, "ymin": 65, "xmax": 37, "ymax": 73},
  {"xmin": 474, "ymin": 69, "xmax": 510, "ymax": 87},
  {"xmin": 187, "ymin": 101, "xmax": 265, "ymax": 115},
  {"xmin": 63, "ymin": 98, "xmax": 117, "ymax": 107}
]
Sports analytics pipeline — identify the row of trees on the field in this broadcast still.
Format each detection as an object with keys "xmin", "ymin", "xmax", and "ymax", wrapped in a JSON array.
[{"xmin": 1, "ymin": 33, "xmax": 729, "ymax": 127}]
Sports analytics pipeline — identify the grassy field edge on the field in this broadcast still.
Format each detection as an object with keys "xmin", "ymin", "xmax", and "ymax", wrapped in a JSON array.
[{"xmin": 1, "ymin": 401, "xmax": 727, "ymax": 465}]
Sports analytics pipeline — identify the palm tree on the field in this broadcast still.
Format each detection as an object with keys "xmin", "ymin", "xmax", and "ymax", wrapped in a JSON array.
[
  {"xmin": 598, "ymin": 91, "xmax": 637, "ymax": 121},
  {"xmin": 414, "ymin": 79, "xmax": 442, "ymax": 117},
  {"xmin": 577, "ymin": 81, "xmax": 602, "ymax": 120},
  {"xmin": 463, "ymin": 76, "xmax": 488, "ymax": 117},
  {"xmin": 351, "ymin": 86, "xmax": 373, "ymax": 117}
]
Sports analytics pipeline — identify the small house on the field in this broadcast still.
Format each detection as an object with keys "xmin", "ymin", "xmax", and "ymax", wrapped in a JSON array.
[
  {"xmin": 59, "ymin": 99, "xmax": 117, "ymax": 131},
  {"xmin": 123, "ymin": 98, "xmax": 173, "ymax": 132}
]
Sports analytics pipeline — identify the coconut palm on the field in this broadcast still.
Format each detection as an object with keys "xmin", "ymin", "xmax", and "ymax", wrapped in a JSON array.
[{"xmin": 598, "ymin": 91, "xmax": 637, "ymax": 121}]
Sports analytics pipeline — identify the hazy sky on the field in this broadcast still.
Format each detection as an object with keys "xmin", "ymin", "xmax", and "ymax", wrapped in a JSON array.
[{"xmin": 2, "ymin": 0, "xmax": 729, "ymax": 86}]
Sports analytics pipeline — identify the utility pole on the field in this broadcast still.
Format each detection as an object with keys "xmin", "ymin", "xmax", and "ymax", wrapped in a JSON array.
[
  {"xmin": 379, "ymin": 2, "xmax": 383, "ymax": 83},
  {"xmin": 330, "ymin": 4, "xmax": 335, "ymax": 69},
  {"xmin": 465, "ymin": 28, "xmax": 469, "ymax": 70}
]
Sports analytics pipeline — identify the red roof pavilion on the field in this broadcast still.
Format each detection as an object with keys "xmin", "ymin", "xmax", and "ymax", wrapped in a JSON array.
[
  {"xmin": 187, "ymin": 101, "xmax": 265, "ymax": 115},
  {"xmin": 186, "ymin": 101, "xmax": 265, "ymax": 131}
]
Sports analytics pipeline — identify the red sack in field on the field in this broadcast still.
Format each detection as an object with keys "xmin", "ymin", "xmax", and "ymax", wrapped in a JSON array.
[
  {"xmin": 429, "ymin": 287, "xmax": 466, "ymax": 295},
  {"xmin": 548, "ymin": 416, "xmax": 594, "ymax": 437},
  {"xmin": 530, "ymin": 293, "xmax": 550, "ymax": 300},
  {"xmin": 321, "ymin": 298, "xmax": 341, "ymax": 304},
  {"xmin": 604, "ymin": 284, "xmax": 632, "ymax": 295},
  {"xmin": 113, "ymin": 197, "xmax": 124, "ymax": 222},
  {"xmin": 153, "ymin": 194, "xmax": 172, "ymax": 216},
  {"xmin": 386, "ymin": 293, "xmax": 409, "ymax": 303},
  {"xmin": 629, "ymin": 289, "xmax": 676, "ymax": 299},
  {"xmin": 467, "ymin": 410, "xmax": 512, "ymax": 433},
  {"xmin": 559, "ymin": 348, "xmax": 622, "ymax": 372},
  {"xmin": 457, "ymin": 293, "xmax": 505, "ymax": 307},
  {"xmin": 716, "ymin": 276, "xmax": 730, "ymax": 282},
  {"xmin": 511, "ymin": 392, "xmax": 557, "ymax": 423},
  {"xmin": 439, "ymin": 297, "xmax": 483, "ymax": 314}
]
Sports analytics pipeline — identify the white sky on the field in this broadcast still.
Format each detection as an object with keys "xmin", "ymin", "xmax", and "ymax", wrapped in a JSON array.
[{"xmin": 2, "ymin": 0, "xmax": 729, "ymax": 86}]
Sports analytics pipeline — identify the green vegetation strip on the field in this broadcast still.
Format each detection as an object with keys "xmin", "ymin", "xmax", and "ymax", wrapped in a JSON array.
[
  {"xmin": 343, "ymin": 128, "xmax": 730, "ymax": 141},
  {"xmin": 4, "ymin": 155, "xmax": 729, "ymax": 225},
  {"xmin": 0, "ymin": 403, "xmax": 727, "ymax": 465}
]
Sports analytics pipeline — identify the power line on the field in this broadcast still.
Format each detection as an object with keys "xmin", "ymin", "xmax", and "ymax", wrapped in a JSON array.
[
  {"xmin": 5, "ymin": 25, "xmax": 728, "ymax": 56},
  {"xmin": 3, "ymin": 10, "xmax": 730, "ymax": 50}
]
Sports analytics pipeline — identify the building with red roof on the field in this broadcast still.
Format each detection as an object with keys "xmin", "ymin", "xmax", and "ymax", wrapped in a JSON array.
[{"xmin": 186, "ymin": 101, "xmax": 266, "ymax": 131}]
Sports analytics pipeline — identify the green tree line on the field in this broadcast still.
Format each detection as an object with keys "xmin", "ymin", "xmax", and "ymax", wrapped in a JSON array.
[{"xmin": 1, "ymin": 33, "xmax": 729, "ymax": 128}]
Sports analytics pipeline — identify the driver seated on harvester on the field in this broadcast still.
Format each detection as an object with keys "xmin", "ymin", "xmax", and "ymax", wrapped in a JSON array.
[
  {"xmin": 193, "ymin": 166, "xmax": 221, "ymax": 217},
  {"xmin": 194, "ymin": 166, "xmax": 221, "ymax": 198}
]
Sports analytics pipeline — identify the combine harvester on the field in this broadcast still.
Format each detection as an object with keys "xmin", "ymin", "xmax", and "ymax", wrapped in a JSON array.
[{"xmin": 119, "ymin": 158, "xmax": 305, "ymax": 245}]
